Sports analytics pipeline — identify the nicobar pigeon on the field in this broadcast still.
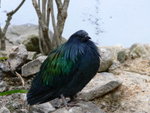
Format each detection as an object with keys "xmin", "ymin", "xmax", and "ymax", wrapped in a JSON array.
[{"xmin": 27, "ymin": 30, "xmax": 100, "ymax": 105}]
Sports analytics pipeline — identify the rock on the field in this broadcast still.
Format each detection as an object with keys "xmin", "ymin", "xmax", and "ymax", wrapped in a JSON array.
[
  {"xmin": 17, "ymin": 109, "xmax": 28, "ymax": 113},
  {"xmin": 129, "ymin": 43, "xmax": 150, "ymax": 59},
  {"xmin": 109, "ymin": 61, "xmax": 123, "ymax": 75},
  {"xmin": 0, "ymin": 81, "xmax": 7, "ymax": 92},
  {"xmin": 53, "ymin": 101, "xmax": 105, "ymax": 113},
  {"xmin": 94, "ymin": 71, "xmax": 150, "ymax": 113},
  {"xmin": 30, "ymin": 102, "xmax": 55, "ymax": 113},
  {"xmin": 0, "ymin": 63, "xmax": 10, "ymax": 79},
  {"xmin": 0, "ymin": 70, "xmax": 2, "ymax": 79},
  {"xmin": 0, "ymin": 107, "xmax": 10, "ymax": 113},
  {"xmin": 98, "ymin": 48, "xmax": 114, "ymax": 72},
  {"xmin": 20, "ymin": 94, "xmax": 27, "ymax": 101},
  {"xmin": 117, "ymin": 49, "xmax": 130, "ymax": 63},
  {"xmin": 0, "ymin": 63, "xmax": 10, "ymax": 73},
  {"xmin": 23, "ymin": 35, "xmax": 40, "ymax": 52},
  {"xmin": 7, "ymin": 44, "xmax": 28, "ymax": 71},
  {"xmin": 117, "ymin": 44, "xmax": 150, "ymax": 63},
  {"xmin": 27, "ymin": 51, "xmax": 37, "ymax": 61},
  {"xmin": 6, "ymin": 24, "xmax": 67, "ymax": 51},
  {"xmin": 101, "ymin": 45, "xmax": 124, "ymax": 60},
  {"xmin": 78, "ymin": 73, "xmax": 122, "ymax": 101},
  {"xmin": 21, "ymin": 56, "xmax": 47, "ymax": 77},
  {"xmin": 6, "ymin": 24, "xmax": 38, "ymax": 46},
  {"xmin": 0, "ymin": 51, "xmax": 8, "ymax": 58}
]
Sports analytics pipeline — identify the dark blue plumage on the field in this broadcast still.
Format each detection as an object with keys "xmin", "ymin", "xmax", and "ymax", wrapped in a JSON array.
[{"xmin": 27, "ymin": 30, "xmax": 100, "ymax": 105}]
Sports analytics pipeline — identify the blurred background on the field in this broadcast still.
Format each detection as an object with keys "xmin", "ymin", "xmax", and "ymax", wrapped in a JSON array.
[{"xmin": 0, "ymin": 0, "xmax": 150, "ymax": 47}]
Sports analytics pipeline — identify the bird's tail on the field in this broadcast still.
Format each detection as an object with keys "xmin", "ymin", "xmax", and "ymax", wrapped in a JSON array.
[{"xmin": 27, "ymin": 89, "xmax": 55, "ymax": 105}]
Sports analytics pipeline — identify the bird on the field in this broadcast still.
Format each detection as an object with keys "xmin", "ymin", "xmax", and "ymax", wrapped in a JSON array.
[{"xmin": 27, "ymin": 30, "xmax": 100, "ymax": 106}]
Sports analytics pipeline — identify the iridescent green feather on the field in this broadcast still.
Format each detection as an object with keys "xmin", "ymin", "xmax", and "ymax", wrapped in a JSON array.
[{"xmin": 41, "ymin": 47, "xmax": 75, "ymax": 85}]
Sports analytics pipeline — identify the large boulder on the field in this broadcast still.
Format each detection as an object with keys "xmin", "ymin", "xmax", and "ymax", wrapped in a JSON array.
[{"xmin": 78, "ymin": 73, "xmax": 122, "ymax": 101}]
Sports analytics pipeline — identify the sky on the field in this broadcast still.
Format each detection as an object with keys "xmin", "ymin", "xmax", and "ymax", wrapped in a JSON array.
[{"xmin": 0, "ymin": 0, "xmax": 150, "ymax": 47}]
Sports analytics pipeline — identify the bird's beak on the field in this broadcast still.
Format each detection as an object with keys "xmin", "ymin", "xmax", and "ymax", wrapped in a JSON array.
[{"xmin": 86, "ymin": 36, "xmax": 91, "ymax": 39}]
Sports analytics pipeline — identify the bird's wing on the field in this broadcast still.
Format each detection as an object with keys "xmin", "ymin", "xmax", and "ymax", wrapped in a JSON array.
[
  {"xmin": 40, "ymin": 50, "xmax": 78, "ymax": 86},
  {"xmin": 37, "ymin": 44, "xmax": 83, "ymax": 88},
  {"xmin": 27, "ymin": 44, "xmax": 84, "ymax": 105}
]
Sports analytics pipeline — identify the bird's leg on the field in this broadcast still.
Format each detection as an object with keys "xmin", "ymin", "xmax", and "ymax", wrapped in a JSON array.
[
  {"xmin": 60, "ymin": 94, "xmax": 68, "ymax": 108},
  {"xmin": 60, "ymin": 94, "xmax": 80, "ymax": 109}
]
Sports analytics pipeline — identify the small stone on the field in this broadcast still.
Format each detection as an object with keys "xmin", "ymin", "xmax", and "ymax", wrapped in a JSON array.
[
  {"xmin": 7, "ymin": 44, "xmax": 28, "ymax": 71},
  {"xmin": 0, "ymin": 63, "xmax": 10, "ymax": 73},
  {"xmin": 27, "ymin": 51, "xmax": 37, "ymax": 61},
  {"xmin": 20, "ymin": 94, "xmax": 27, "ymax": 101},
  {"xmin": 98, "ymin": 48, "xmax": 114, "ymax": 72},
  {"xmin": 21, "ymin": 56, "xmax": 47, "ymax": 77},
  {"xmin": 30, "ymin": 102, "xmax": 55, "ymax": 113},
  {"xmin": 0, "ymin": 81, "xmax": 7, "ymax": 92},
  {"xmin": 18, "ymin": 109, "xmax": 28, "ymax": 113},
  {"xmin": 0, "ymin": 51, "xmax": 8, "ymax": 58}
]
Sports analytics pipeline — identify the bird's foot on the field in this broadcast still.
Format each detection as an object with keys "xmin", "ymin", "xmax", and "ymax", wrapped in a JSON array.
[{"xmin": 60, "ymin": 94, "xmax": 80, "ymax": 110}]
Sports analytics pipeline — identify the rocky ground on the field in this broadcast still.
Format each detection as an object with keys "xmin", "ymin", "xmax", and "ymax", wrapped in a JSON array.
[{"xmin": 0, "ymin": 24, "xmax": 150, "ymax": 113}]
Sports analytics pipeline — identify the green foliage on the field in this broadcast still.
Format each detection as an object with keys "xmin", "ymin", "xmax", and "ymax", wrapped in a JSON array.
[
  {"xmin": 0, "ymin": 89, "xmax": 28, "ymax": 96},
  {"xmin": 23, "ymin": 35, "xmax": 40, "ymax": 52},
  {"xmin": 0, "ymin": 57, "xmax": 8, "ymax": 61}
]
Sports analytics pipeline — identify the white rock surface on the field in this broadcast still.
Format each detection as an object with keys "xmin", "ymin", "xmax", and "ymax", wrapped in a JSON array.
[
  {"xmin": 7, "ymin": 44, "xmax": 28, "ymax": 71},
  {"xmin": 0, "ymin": 107, "xmax": 10, "ymax": 113},
  {"xmin": 52, "ymin": 101, "xmax": 105, "ymax": 113},
  {"xmin": 98, "ymin": 48, "xmax": 114, "ymax": 72},
  {"xmin": 30, "ymin": 102, "xmax": 55, "ymax": 113},
  {"xmin": 78, "ymin": 73, "xmax": 122, "ymax": 101},
  {"xmin": 95, "ymin": 71, "xmax": 150, "ymax": 113},
  {"xmin": 21, "ymin": 56, "xmax": 47, "ymax": 77}
]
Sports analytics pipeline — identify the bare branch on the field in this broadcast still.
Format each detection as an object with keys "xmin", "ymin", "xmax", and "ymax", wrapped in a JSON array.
[
  {"xmin": 55, "ymin": 0, "xmax": 63, "ymax": 9},
  {"xmin": 32, "ymin": 0, "xmax": 52, "ymax": 52},
  {"xmin": 15, "ymin": 71, "xmax": 25, "ymax": 87},
  {"xmin": 3, "ymin": 0, "xmax": 26, "ymax": 35},
  {"xmin": 51, "ymin": 0, "xmax": 60, "ymax": 46},
  {"xmin": 42, "ymin": 0, "xmax": 46, "ymax": 23},
  {"xmin": 62, "ymin": 0, "xmax": 70, "ymax": 10},
  {"xmin": 46, "ymin": 0, "xmax": 51, "ymax": 27},
  {"xmin": 38, "ymin": 0, "xmax": 41, "ymax": 9},
  {"xmin": 56, "ymin": 0, "xmax": 70, "ymax": 39},
  {"xmin": 32, "ymin": 0, "xmax": 70, "ymax": 54}
]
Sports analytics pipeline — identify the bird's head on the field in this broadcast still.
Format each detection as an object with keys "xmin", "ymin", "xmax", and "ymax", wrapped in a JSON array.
[{"xmin": 68, "ymin": 30, "xmax": 91, "ymax": 42}]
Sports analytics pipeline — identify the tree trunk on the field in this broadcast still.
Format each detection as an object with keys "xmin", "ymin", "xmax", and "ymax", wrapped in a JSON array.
[
  {"xmin": 0, "ymin": 28, "xmax": 6, "ymax": 50},
  {"xmin": 32, "ymin": 0, "xmax": 70, "ymax": 54}
]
